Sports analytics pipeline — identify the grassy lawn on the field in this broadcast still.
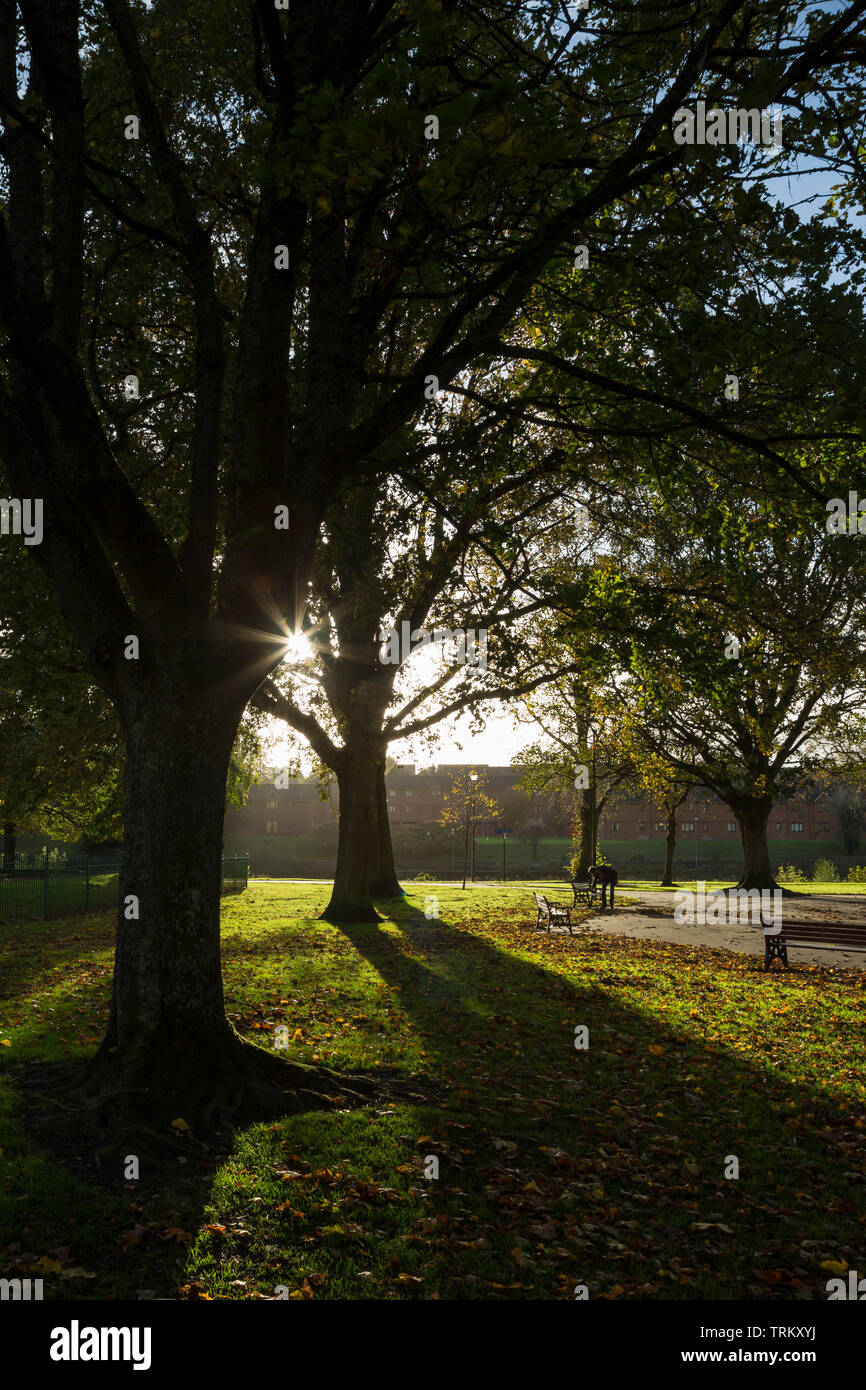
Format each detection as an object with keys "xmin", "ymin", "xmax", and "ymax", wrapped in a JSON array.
[
  {"xmin": 0, "ymin": 871, "xmax": 119, "ymax": 923},
  {"xmin": 1, "ymin": 882, "xmax": 864, "ymax": 1301}
]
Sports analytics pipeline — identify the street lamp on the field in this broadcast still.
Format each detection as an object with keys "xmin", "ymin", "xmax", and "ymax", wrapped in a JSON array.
[
  {"xmin": 462, "ymin": 771, "xmax": 478, "ymax": 889},
  {"xmin": 470, "ymin": 772, "xmax": 478, "ymax": 883}
]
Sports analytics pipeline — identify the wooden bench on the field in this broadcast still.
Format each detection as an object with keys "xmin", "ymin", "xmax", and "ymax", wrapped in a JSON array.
[
  {"xmin": 762, "ymin": 914, "xmax": 866, "ymax": 970},
  {"xmin": 569, "ymin": 879, "xmax": 597, "ymax": 908},
  {"xmin": 533, "ymin": 892, "xmax": 575, "ymax": 935}
]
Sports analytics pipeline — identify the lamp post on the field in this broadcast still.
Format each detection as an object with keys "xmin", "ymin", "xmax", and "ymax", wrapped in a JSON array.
[
  {"xmin": 470, "ymin": 771, "xmax": 478, "ymax": 883},
  {"xmin": 462, "ymin": 771, "xmax": 478, "ymax": 889}
]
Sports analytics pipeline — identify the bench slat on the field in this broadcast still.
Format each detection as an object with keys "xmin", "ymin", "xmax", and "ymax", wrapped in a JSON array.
[{"xmin": 778, "ymin": 942, "xmax": 866, "ymax": 953}]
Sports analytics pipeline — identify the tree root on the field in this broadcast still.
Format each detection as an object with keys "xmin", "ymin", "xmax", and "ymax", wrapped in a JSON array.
[{"xmin": 8, "ymin": 1029, "xmax": 380, "ymax": 1169}]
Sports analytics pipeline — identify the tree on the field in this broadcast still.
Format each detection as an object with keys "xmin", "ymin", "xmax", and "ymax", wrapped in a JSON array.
[
  {"xmin": 610, "ymin": 702, "xmax": 696, "ymax": 885},
  {"xmin": 0, "ymin": 544, "xmax": 124, "ymax": 865},
  {"xmin": 631, "ymin": 754, "xmax": 694, "ymax": 888},
  {"xmin": 3, "ymin": 0, "xmax": 866, "ymax": 1124},
  {"xmin": 438, "ymin": 767, "xmax": 501, "ymax": 888},
  {"xmin": 253, "ymin": 458, "xmax": 580, "ymax": 919},
  {"xmin": 830, "ymin": 784, "xmax": 866, "ymax": 856},
  {"xmin": 516, "ymin": 674, "xmax": 634, "ymax": 879},
  {"xmin": 594, "ymin": 488, "xmax": 866, "ymax": 890}
]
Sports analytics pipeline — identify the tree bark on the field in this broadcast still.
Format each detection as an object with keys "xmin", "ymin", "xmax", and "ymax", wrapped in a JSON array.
[
  {"xmin": 661, "ymin": 814, "xmax": 677, "ymax": 886},
  {"xmin": 733, "ymin": 798, "xmax": 779, "ymax": 890},
  {"xmin": 3, "ymin": 823, "xmax": 16, "ymax": 872},
  {"xmin": 368, "ymin": 761, "xmax": 403, "ymax": 898},
  {"xmin": 87, "ymin": 689, "xmax": 349, "ymax": 1127},
  {"xmin": 577, "ymin": 790, "xmax": 595, "ymax": 877},
  {"xmin": 322, "ymin": 739, "xmax": 383, "ymax": 922}
]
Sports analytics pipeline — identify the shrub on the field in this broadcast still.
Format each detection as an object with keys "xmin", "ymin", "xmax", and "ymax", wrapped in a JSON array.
[
  {"xmin": 812, "ymin": 857, "xmax": 839, "ymax": 883},
  {"xmin": 413, "ymin": 871, "xmax": 435, "ymax": 881},
  {"xmin": 777, "ymin": 864, "xmax": 807, "ymax": 883},
  {"xmin": 846, "ymin": 865, "xmax": 866, "ymax": 882}
]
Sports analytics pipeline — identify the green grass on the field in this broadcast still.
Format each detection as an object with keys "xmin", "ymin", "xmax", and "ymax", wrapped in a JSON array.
[
  {"xmin": 1, "ymin": 882, "xmax": 864, "ymax": 1301},
  {"xmin": 0, "ymin": 871, "xmax": 118, "ymax": 924}
]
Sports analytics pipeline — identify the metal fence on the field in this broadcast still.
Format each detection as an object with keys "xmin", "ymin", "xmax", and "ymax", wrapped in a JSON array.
[
  {"xmin": 0, "ymin": 853, "xmax": 249, "ymax": 923},
  {"xmin": 220, "ymin": 856, "xmax": 249, "ymax": 894}
]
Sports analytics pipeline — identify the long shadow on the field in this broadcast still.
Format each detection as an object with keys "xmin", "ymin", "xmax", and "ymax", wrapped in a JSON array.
[
  {"xmin": 325, "ymin": 891, "xmax": 864, "ymax": 1296},
  {"xmin": 2, "ymin": 889, "xmax": 862, "ymax": 1300}
]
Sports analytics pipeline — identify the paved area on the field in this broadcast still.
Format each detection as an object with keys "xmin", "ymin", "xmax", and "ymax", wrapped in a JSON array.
[{"xmin": 576, "ymin": 890, "xmax": 866, "ymax": 969}]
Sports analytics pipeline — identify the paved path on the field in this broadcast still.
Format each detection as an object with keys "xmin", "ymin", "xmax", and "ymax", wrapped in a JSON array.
[{"xmin": 579, "ymin": 889, "xmax": 866, "ymax": 969}]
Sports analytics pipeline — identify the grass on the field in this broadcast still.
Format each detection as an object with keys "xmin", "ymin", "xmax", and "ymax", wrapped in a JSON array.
[
  {"xmin": 1, "ymin": 882, "xmax": 864, "ymax": 1301},
  {"xmin": 0, "ymin": 871, "xmax": 119, "ymax": 924}
]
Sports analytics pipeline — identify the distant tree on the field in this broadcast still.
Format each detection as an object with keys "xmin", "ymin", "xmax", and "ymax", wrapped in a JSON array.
[
  {"xmin": 589, "ymin": 488, "xmax": 866, "ymax": 890},
  {"xmin": 516, "ymin": 674, "xmax": 634, "ymax": 878},
  {"xmin": 438, "ymin": 768, "xmax": 501, "ymax": 888}
]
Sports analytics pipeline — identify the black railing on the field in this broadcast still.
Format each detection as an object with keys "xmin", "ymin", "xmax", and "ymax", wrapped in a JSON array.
[{"xmin": 0, "ymin": 853, "xmax": 249, "ymax": 923}]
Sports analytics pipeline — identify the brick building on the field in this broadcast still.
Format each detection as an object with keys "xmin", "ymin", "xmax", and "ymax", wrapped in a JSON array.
[
  {"xmin": 224, "ymin": 764, "xmax": 531, "ymax": 838},
  {"xmin": 224, "ymin": 766, "xmax": 842, "ymax": 842},
  {"xmin": 598, "ymin": 787, "xmax": 837, "ymax": 842}
]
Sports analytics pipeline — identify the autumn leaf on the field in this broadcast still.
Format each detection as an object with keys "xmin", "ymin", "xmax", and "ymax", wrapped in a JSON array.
[{"xmin": 159, "ymin": 1227, "xmax": 194, "ymax": 1245}]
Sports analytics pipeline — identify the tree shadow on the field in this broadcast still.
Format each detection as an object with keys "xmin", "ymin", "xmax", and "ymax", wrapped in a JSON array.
[
  {"xmin": 321, "ymin": 891, "xmax": 863, "ymax": 1297},
  {"xmin": 2, "ymin": 889, "xmax": 862, "ymax": 1300}
]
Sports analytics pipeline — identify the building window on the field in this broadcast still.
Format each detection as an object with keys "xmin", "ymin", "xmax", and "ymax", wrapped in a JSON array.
[
  {"xmin": 702, "ymin": 822, "xmax": 709, "ymax": 831},
  {"xmin": 610, "ymin": 821, "xmax": 619, "ymax": 832},
  {"xmin": 775, "ymin": 822, "xmax": 782, "ymax": 831},
  {"xmin": 727, "ymin": 822, "xmax": 736, "ymax": 832},
  {"xmin": 681, "ymin": 822, "xmax": 694, "ymax": 833},
  {"xmin": 265, "ymin": 820, "xmax": 278, "ymax": 834},
  {"xmin": 388, "ymin": 804, "xmax": 397, "ymax": 813},
  {"xmin": 266, "ymin": 798, "xmax": 277, "ymax": 809},
  {"xmin": 406, "ymin": 788, "xmax": 414, "ymax": 796},
  {"xmin": 819, "ymin": 822, "xmax": 830, "ymax": 832},
  {"xmin": 791, "ymin": 822, "xmax": 803, "ymax": 833},
  {"xmin": 654, "ymin": 821, "xmax": 664, "ymax": 832}
]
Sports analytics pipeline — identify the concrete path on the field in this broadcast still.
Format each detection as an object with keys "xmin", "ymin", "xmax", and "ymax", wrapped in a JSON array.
[{"xmin": 579, "ymin": 890, "xmax": 866, "ymax": 969}]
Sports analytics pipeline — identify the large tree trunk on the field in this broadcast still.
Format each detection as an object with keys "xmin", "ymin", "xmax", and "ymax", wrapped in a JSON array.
[
  {"xmin": 661, "ymin": 814, "xmax": 677, "ymax": 886},
  {"xmin": 3, "ymin": 822, "xmax": 16, "ymax": 872},
  {"xmin": 572, "ymin": 791, "xmax": 594, "ymax": 878},
  {"xmin": 733, "ymin": 798, "xmax": 779, "ymax": 890},
  {"xmin": 89, "ymin": 692, "xmax": 344, "ymax": 1129},
  {"xmin": 368, "ymin": 762, "xmax": 402, "ymax": 898},
  {"xmin": 322, "ymin": 739, "xmax": 382, "ymax": 922}
]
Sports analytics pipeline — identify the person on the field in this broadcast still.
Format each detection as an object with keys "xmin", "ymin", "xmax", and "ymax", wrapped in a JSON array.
[{"xmin": 588, "ymin": 863, "xmax": 618, "ymax": 910}]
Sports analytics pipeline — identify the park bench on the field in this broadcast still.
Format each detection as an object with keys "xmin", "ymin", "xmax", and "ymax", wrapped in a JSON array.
[
  {"xmin": 569, "ymin": 878, "xmax": 597, "ymax": 908},
  {"xmin": 761, "ymin": 913, "xmax": 866, "ymax": 970},
  {"xmin": 533, "ymin": 891, "xmax": 575, "ymax": 935}
]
